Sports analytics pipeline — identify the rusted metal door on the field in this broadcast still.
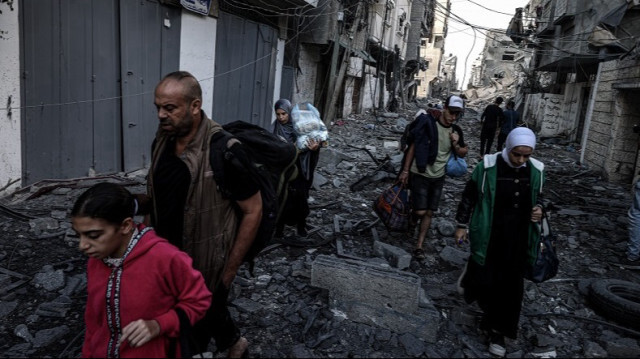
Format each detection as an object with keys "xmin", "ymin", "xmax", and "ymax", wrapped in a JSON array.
[{"xmin": 212, "ymin": 11, "xmax": 277, "ymax": 129}]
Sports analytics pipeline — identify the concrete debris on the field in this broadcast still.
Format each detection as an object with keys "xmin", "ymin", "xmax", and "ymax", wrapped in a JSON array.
[{"xmin": 1, "ymin": 102, "xmax": 640, "ymax": 358}]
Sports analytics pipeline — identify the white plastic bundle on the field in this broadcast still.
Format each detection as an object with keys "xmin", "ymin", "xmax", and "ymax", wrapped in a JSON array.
[{"xmin": 290, "ymin": 102, "xmax": 329, "ymax": 150}]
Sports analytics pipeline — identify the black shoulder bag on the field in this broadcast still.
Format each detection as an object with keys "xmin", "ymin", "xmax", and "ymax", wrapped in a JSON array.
[{"xmin": 524, "ymin": 208, "xmax": 559, "ymax": 283}]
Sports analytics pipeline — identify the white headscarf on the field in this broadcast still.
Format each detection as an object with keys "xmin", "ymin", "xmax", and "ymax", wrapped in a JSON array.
[{"xmin": 501, "ymin": 127, "xmax": 536, "ymax": 168}]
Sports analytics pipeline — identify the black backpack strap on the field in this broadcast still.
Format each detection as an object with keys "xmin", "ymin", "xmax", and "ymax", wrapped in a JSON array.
[{"xmin": 210, "ymin": 130, "xmax": 238, "ymax": 197}]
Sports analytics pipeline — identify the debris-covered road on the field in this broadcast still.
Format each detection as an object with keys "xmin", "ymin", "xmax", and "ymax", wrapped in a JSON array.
[{"xmin": 1, "ymin": 100, "xmax": 640, "ymax": 358}]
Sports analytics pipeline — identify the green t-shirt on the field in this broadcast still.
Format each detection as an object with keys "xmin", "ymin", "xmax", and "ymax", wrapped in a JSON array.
[{"xmin": 411, "ymin": 121, "xmax": 451, "ymax": 178}]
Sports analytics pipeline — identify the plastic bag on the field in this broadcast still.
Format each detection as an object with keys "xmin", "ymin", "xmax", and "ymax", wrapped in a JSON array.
[
  {"xmin": 446, "ymin": 152, "xmax": 467, "ymax": 177},
  {"xmin": 291, "ymin": 102, "xmax": 328, "ymax": 150}
]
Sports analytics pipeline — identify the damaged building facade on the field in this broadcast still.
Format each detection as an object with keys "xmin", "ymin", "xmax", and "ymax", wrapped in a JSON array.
[
  {"xmin": 413, "ymin": 0, "xmax": 449, "ymax": 99},
  {"xmin": 517, "ymin": 0, "xmax": 640, "ymax": 184},
  {"xmin": 0, "ymin": 0, "xmax": 445, "ymax": 192},
  {"xmin": 463, "ymin": 14, "xmax": 533, "ymax": 112},
  {"xmin": 469, "ymin": 29, "xmax": 529, "ymax": 93}
]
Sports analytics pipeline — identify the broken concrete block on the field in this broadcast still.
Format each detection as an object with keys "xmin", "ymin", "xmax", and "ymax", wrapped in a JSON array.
[
  {"xmin": 311, "ymin": 255, "xmax": 421, "ymax": 314},
  {"xmin": 373, "ymin": 241, "xmax": 411, "ymax": 270},
  {"xmin": 14, "ymin": 324, "xmax": 34, "ymax": 343},
  {"xmin": 336, "ymin": 161, "xmax": 355, "ymax": 170},
  {"xmin": 330, "ymin": 297, "xmax": 440, "ymax": 343},
  {"xmin": 312, "ymin": 172, "xmax": 328, "ymax": 191},
  {"xmin": 0, "ymin": 301, "xmax": 18, "ymax": 319},
  {"xmin": 381, "ymin": 112, "xmax": 399, "ymax": 118},
  {"xmin": 31, "ymin": 266, "xmax": 65, "ymax": 292},
  {"xmin": 436, "ymin": 219, "xmax": 456, "ymax": 237},
  {"xmin": 28, "ymin": 218, "xmax": 59, "ymax": 236},
  {"xmin": 383, "ymin": 141, "xmax": 399, "ymax": 150},
  {"xmin": 33, "ymin": 325, "xmax": 69, "ymax": 348},
  {"xmin": 439, "ymin": 246, "xmax": 468, "ymax": 267},
  {"xmin": 606, "ymin": 338, "xmax": 640, "ymax": 358},
  {"xmin": 317, "ymin": 148, "xmax": 355, "ymax": 169}
]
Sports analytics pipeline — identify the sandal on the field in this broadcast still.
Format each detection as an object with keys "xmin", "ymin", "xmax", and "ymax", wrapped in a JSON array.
[{"xmin": 412, "ymin": 248, "xmax": 425, "ymax": 260}]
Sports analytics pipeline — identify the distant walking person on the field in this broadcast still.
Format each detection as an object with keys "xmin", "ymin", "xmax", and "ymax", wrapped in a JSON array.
[
  {"xmin": 480, "ymin": 97, "xmax": 504, "ymax": 156},
  {"xmin": 73, "ymin": 182, "xmax": 211, "ymax": 358},
  {"xmin": 496, "ymin": 100, "xmax": 520, "ymax": 151}
]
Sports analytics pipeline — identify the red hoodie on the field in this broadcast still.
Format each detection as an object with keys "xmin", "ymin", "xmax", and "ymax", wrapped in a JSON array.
[{"xmin": 82, "ymin": 224, "xmax": 211, "ymax": 358}]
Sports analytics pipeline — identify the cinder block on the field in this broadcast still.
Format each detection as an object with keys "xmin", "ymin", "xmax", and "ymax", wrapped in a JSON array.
[
  {"xmin": 311, "ymin": 254, "xmax": 421, "ymax": 314},
  {"xmin": 373, "ymin": 241, "xmax": 411, "ymax": 270}
]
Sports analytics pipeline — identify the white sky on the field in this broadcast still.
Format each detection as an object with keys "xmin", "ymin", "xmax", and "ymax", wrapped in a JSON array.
[{"xmin": 442, "ymin": 0, "xmax": 530, "ymax": 90}]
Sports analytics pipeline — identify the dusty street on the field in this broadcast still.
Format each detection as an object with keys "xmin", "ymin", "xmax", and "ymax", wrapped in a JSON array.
[{"xmin": 1, "ymin": 101, "xmax": 640, "ymax": 358}]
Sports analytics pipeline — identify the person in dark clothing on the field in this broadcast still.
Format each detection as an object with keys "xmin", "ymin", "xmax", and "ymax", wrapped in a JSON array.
[
  {"xmin": 399, "ymin": 95, "xmax": 468, "ymax": 260},
  {"xmin": 480, "ymin": 97, "xmax": 505, "ymax": 156},
  {"xmin": 272, "ymin": 99, "xmax": 320, "ymax": 238},
  {"xmin": 137, "ymin": 71, "xmax": 260, "ymax": 358},
  {"xmin": 496, "ymin": 100, "xmax": 519, "ymax": 151},
  {"xmin": 453, "ymin": 127, "xmax": 544, "ymax": 357}
]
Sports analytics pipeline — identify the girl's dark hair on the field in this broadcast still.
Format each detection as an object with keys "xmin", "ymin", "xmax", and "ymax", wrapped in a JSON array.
[{"xmin": 71, "ymin": 182, "xmax": 136, "ymax": 225}]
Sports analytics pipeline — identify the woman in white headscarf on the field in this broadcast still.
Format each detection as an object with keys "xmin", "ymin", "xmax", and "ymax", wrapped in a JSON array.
[{"xmin": 453, "ymin": 127, "xmax": 544, "ymax": 357}]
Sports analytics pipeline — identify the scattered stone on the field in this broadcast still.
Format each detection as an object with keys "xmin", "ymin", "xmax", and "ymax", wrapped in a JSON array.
[
  {"xmin": 58, "ymin": 273, "xmax": 86, "ymax": 296},
  {"xmin": 312, "ymin": 172, "xmax": 328, "ymax": 190},
  {"xmin": 32, "ymin": 325, "xmax": 70, "ymax": 348},
  {"xmin": 232, "ymin": 297, "xmax": 263, "ymax": 314},
  {"xmin": 583, "ymin": 341, "xmax": 607, "ymax": 358},
  {"xmin": 28, "ymin": 217, "xmax": 60, "ymax": 235},
  {"xmin": 50, "ymin": 210, "xmax": 67, "ymax": 220},
  {"xmin": 373, "ymin": 241, "xmax": 411, "ymax": 270},
  {"xmin": 439, "ymin": 246, "xmax": 467, "ymax": 266},
  {"xmin": 605, "ymin": 338, "xmax": 640, "ymax": 358},
  {"xmin": 0, "ymin": 301, "xmax": 17, "ymax": 319},
  {"xmin": 31, "ymin": 266, "xmax": 65, "ymax": 292},
  {"xmin": 13, "ymin": 324, "xmax": 34, "ymax": 343},
  {"xmin": 398, "ymin": 332, "xmax": 424, "ymax": 357}
]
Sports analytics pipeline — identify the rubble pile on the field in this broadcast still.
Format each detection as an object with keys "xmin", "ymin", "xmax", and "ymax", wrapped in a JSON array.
[{"xmin": 1, "ymin": 103, "xmax": 640, "ymax": 358}]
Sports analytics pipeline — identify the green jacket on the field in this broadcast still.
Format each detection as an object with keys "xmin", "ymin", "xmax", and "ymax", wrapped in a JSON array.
[{"xmin": 468, "ymin": 153, "xmax": 544, "ymax": 266}]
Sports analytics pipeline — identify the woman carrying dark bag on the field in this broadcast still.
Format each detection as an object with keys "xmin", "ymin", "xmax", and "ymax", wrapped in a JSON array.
[{"xmin": 453, "ymin": 127, "xmax": 545, "ymax": 357}]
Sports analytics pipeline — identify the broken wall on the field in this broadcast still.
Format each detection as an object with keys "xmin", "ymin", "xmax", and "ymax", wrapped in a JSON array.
[
  {"xmin": 361, "ymin": 65, "xmax": 378, "ymax": 111},
  {"xmin": 292, "ymin": 44, "xmax": 321, "ymax": 106},
  {"xmin": 342, "ymin": 56, "xmax": 365, "ymax": 118},
  {"xmin": 584, "ymin": 58, "xmax": 640, "ymax": 184},
  {"xmin": 522, "ymin": 93, "xmax": 564, "ymax": 137},
  {"xmin": 0, "ymin": 1, "xmax": 22, "ymax": 194},
  {"xmin": 560, "ymin": 81, "xmax": 584, "ymax": 141}
]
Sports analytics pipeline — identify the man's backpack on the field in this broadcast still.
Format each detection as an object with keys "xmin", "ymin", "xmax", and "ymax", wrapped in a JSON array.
[{"xmin": 210, "ymin": 121, "xmax": 298, "ymax": 274}]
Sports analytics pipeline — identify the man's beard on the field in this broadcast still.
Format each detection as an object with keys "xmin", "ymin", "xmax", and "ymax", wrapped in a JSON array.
[{"xmin": 160, "ymin": 113, "xmax": 193, "ymax": 137}]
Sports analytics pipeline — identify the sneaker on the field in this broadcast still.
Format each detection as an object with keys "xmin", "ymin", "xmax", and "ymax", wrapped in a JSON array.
[
  {"xmin": 618, "ymin": 257, "xmax": 640, "ymax": 270},
  {"xmin": 488, "ymin": 331, "xmax": 506, "ymax": 357}
]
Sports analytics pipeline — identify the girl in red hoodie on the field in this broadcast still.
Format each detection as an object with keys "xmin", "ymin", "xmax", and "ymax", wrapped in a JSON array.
[{"xmin": 71, "ymin": 182, "xmax": 211, "ymax": 358}]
